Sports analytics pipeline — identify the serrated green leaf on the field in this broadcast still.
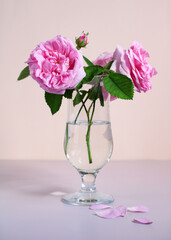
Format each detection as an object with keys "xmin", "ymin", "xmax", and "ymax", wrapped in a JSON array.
[
  {"xmin": 83, "ymin": 56, "xmax": 94, "ymax": 66},
  {"xmin": 17, "ymin": 66, "xmax": 30, "ymax": 80},
  {"xmin": 83, "ymin": 65, "xmax": 104, "ymax": 84},
  {"xmin": 45, "ymin": 92, "xmax": 63, "ymax": 115},
  {"xmin": 103, "ymin": 72, "xmax": 134, "ymax": 100},
  {"xmin": 75, "ymin": 65, "xmax": 103, "ymax": 90},
  {"xmin": 64, "ymin": 89, "xmax": 74, "ymax": 99},
  {"xmin": 73, "ymin": 91, "xmax": 87, "ymax": 106}
]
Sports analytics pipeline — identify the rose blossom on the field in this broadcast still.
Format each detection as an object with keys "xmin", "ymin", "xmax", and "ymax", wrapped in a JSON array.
[
  {"xmin": 93, "ymin": 52, "xmax": 116, "ymax": 101},
  {"xmin": 27, "ymin": 35, "xmax": 86, "ymax": 94},
  {"xmin": 93, "ymin": 52, "xmax": 113, "ymax": 67},
  {"xmin": 111, "ymin": 41, "xmax": 157, "ymax": 92}
]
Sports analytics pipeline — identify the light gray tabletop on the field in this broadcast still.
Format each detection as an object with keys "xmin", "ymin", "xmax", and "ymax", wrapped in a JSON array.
[{"xmin": 0, "ymin": 160, "xmax": 171, "ymax": 240}]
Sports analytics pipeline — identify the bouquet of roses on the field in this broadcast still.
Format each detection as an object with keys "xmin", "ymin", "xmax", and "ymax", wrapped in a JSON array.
[{"xmin": 18, "ymin": 32, "xmax": 157, "ymax": 164}]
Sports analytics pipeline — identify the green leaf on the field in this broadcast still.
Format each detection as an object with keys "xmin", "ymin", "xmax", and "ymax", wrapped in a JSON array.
[
  {"xmin": 75, "ymin": 65, "xmax": 103, "ymax": 90},
  {"xmin": 88, "ymin": 85, "xmax": 104, "ymax": 106},
  {"xmin": 103, "ymin": 72, "xmax": 134, "ymax": 100},
  {"xmin": 75, "ymin": 81, "xmax": 83, "ymax": 90},
  {"xmin": 105, "ymin": 60, "xmax": 114, "ymax": 70},
  {"xmin": 64, "ymin": 89, "xmax": 74, "ymax": 99},
  {"xmin": 17, "ymin": 66, "xmax": 30, "ymax": 80},
  {"xmin": 73, "ymin": 90, "xmax": 87, "ymax": 106},
  {"xmin": 83, "ymin": 56, "xmax": 94, "ymax": 66},
  {"xmin": 45, "ymin": 92, "xmax": 63, "ymax": 115},
  {"xmin": 83, "ymin": 65, "xmax": 104, "ymax": 84},
  {"xmin": 88, "ymin": 85, "xmax": 99, "ymax": 101},
  {"xmin": 80, "ymin": 90, "xmax": 87, "ymax": 95},
  {"xmin": 88, "ymin": 76, "xmax": 102, "ymax": 85},
  {"xmin": 98, "ymin": 86, "xmax": 104, "ymax": 107}
]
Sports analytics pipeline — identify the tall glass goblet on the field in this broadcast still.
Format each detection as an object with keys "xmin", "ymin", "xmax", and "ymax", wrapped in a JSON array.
[{"xmin": 62, "ymin": 92, "xmax": 114, "ymax": 206}]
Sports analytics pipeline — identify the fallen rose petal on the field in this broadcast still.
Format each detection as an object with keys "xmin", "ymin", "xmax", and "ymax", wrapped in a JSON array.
[
  {"xmin": 116, "ymin": 206, "xmax": 127, "ymax": 217},
  {"xmin": 132, "ymin": 218, "xmax": 153, "ymax": 224},
  {"xmin": 95, "ymin": 208, "xmax": 122, "ymax": 219},
  {"xmin": 89, "ymin": 204, "xmax": 111, "ymax": 210},
  {"xmin": 127, "ymin": 206, "xmax": 149, "ymax": 213}
]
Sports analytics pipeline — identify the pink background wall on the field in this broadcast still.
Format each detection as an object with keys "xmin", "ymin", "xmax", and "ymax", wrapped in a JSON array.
[{"xmin": 0, "ymin": 0, "xmax": 170, "ymax": 161}]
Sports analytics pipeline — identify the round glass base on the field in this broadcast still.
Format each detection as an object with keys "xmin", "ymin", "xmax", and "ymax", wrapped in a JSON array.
[{"xmin": 62, "ymin": 191, "xmax": 114, "ymax": 206}]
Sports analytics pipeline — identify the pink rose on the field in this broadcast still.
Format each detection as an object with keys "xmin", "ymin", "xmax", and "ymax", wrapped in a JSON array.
[
  {"xmin": 27, "ymin": 35, "xmax": 86, "ymax": 94},
  {"xmin": 93, "ymin": 52, "xmax": 116, "ymax": 101},
  {"xmin": 111, "ymin": 41, "xmax": 157, "ymax": 92},
  {"xmin": 93, "ymin": 52, "xmax": 113, "ymax": 67}
]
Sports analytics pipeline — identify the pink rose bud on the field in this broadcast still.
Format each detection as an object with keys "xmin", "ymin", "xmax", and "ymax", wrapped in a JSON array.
[{"xmin": 76, "ymin": 32, "xmax": 89, "ymax": 50}]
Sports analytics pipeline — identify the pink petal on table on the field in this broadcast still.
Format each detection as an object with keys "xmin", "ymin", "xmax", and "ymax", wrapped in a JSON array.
[
  {"xmin": 95, "ymin": 208, "xmax": 122, "ymax": 219},
  {"xmin": 89, "ymin": 204, "xmax": 111, "ymax": 210},
  {"xmin": 94, "ymin": 206, "xmax": 127, "ymax": 219},
  {"xmin": 116, "ymin": 206, "xmax": 127, "ymax": 217},
  {"xmin": 127, "ymin": 206, "xmax": 149, "ymax": 213},
  {"xmin": 132, "ymin": 218, "xmax": 153, "ymax": 224}
]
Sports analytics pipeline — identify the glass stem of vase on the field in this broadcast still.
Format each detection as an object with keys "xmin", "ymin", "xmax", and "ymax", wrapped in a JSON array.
[{"xmin": 80, "ymin": 172, "xmax": 97, "ymax": 193}]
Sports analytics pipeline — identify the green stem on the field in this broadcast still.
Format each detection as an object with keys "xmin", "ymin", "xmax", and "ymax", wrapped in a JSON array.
[
  {"xmin": 81, "ymin": 98, "xmax": 89, "ymax": 122},
  {"xmin": 73, "ymin": 90, "xmax": 97, "ymax": 165},
  {"xmin": 87, "ymin": 101, "xmax": 94, "ymax": 115},
  {"xmin": 74, "ymin": 93, "xmax": 89, "ymax": 124},
  {"xmin": 86, "ymin": 100, "xmax": 96, "ymax": 164}
]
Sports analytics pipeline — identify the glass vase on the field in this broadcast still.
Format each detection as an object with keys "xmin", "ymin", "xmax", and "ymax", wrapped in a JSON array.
[{"xmin": 62, "ymin": 92, "xmax": 114, "ymax": 206}]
